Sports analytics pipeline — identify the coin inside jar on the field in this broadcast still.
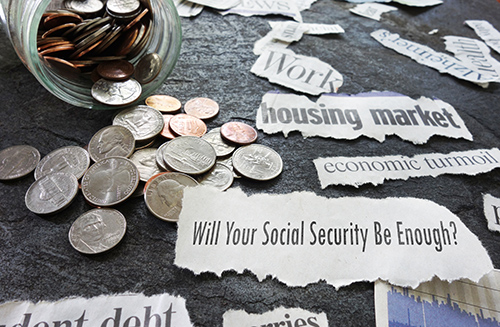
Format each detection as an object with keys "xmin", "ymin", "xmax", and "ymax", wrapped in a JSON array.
[{"xmin": 96, "ymin": 59, "xmax": 135, "ymax": 81}]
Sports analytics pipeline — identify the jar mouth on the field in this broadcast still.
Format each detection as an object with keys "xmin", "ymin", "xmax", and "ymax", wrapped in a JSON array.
[{"xmin": 27, "ymin": 0, "xmax": 182, "ymax": 109}]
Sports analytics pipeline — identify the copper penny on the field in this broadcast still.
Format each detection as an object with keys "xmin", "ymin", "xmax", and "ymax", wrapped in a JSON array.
[
  {"xmin": 44, "ymin": 12, "xmax": 83, "ymax": 30},
  {"xmin": 160, "ymin": 114, "xmax": 176, "ymax": 139},
  {"xmin": 183, "ymin": 97, "xmax": 219, "ymax": 120},
  {"xmin": 114, "ymin": 24, "xmax": 140, "ymax": 56},
  {"xmin": 39, "ymin": 44, "xmax": 75, "ymax": 57},
  {"xmin": 41, "ymin": 23, "xmax": 76, "ymax": 38},
  {"xmin": 220, "ymin": 121, "xmax": 258, "ymax": 145},
  {"xmin": 96, "ymin": 60, "xmax": 134, "ymax": 81},
  {"xmin": 38, "ymin": 40, "xmax": 72, "ymax": 51},
  {"xmin": 145, "ymin": 95, "xmax": 181, "ymax": 113},
  {"xmin": 123, "ymin": 8, "xmax": 149, "ymax": 32},
  {"xmin": 44, "ymin": 56, "xmax": 81, "ymax": 76},
  {"xmin": 169, "ymin": 114, "xmax": 207, "ymax": 137}
]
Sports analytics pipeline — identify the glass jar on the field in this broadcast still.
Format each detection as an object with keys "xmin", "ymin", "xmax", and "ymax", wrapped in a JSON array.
[{"xmin": 0, "ymin": 0, "xmax": 182, "ymax": 109}]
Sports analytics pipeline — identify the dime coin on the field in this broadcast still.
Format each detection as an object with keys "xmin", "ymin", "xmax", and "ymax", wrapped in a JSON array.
[
  {"xmin": 232, "ymin": 144, "xmax": 283, "ymax": 181},
  {"xmin": 162, "ymin": 136, "xmax": 216, "ymax": 175},
  {"xmin": 168, "ymin": 113, "xmax": 207, "ymax": 137},
  {"xmin": 34, "ymin": 145, "xmax": 90, "ymax": 180},
  {"xmin": 91, "ymin": 78, "xmax": 142, "ymax": 106},
  {"xmin": 81, "ymin": 156, "xmax": 139, "ymax": 206},
  {"xmin": 201, "ymin": 127, "xmax": 235, "ymax": 157},
  {"xmin": 69, "ymin": 208, "xmax": 126, "ymax": 254},
  {"xmin": 197, "ymin": 163, "xmax": 234, "ymax": 191},
  {"xmin": 25, "ymin": 172, "xmax": 79, "ymax": 215},
  {"xmin": 0, "ymin": 145, "xmax": 41, "ymax": 180},
  {"xmin": 88, "ymin": 125, "xmax": 135, "ymax": 162},
  {"xmin": 220, "ymin": 121, "xmax": 258, "ymax": 145},
  {"xmin": 112, "ymin": 105, "xmax": 164, "ymax": 142},
  {"xmin": 134, "ymin": 52, "xmax": 161, "ymax": 84},
  {"xmin": 184, "ymin": 97, "xmax": 219, "ymax": 120},
  {"xmin": 129, "ymin": 148, "xmax": 162, "ymax": 182},
  {"xmin": 160, "ymin": 114, "xmax": 176, "ymax": 139},
  {"xmin": 144, "ymin": 172, "xmax": 198, "ymax": 222},
  {"xmin": 96, "ymin": 59, "xmax": 134, "ymax": 81},
  {"xmin": 145, "ymin": 95, "xmax": 181, "ymax": 113}
]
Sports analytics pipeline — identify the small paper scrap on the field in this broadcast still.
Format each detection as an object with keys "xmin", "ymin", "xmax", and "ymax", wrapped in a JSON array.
[
  {"xmin": 0, "ymin": 293, "xmax": 193, "ymax": 327},
  {"xmin": 465, "ymin": 20, "xmax": 500, "ymax": 55},
  {"xmin": 223, "ymin": 307, "xmax": 328, "ymax": 327},
  {"xmin": 371, "ymin": 29, "xmax": 499, "ymax": 85},
  {"xmin": 256, "ymin": 91, "xmax": 472, "ymax": 144},
  {"xmin": 219, "ymin": 0, "xmax": 302, "ymax": 22},
  {"xmin": 251, "ymin": 48, "xmax": 343, "ymax": 95},
  {"xmin": 483, "ymin": 194, "xmax": 500, "ymax": 233},
  {"xmin": 314, "ymin": 148, "xmax": 500, "ymax": 188},
  {"xmin": 174, "ymin": 0, "xmax": 204, "ymax": 17},
  {"xmin": 350, "ymin": 3, "xmax": 398, "ymax": 21},
  {"xmin": 175, "ymin": 187, "xmax": 493, "ymax": 289}
]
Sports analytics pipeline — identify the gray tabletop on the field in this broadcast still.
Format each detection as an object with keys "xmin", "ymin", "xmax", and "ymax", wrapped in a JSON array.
[{"xmin": 1, "ymin": 0, "xmax": 499, "ymax": 326}]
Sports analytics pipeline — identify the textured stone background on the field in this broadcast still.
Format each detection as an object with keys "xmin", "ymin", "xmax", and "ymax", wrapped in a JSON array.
[{"xmin": 0, "ymin": 0, "xmax": 499, "ymax": 326}]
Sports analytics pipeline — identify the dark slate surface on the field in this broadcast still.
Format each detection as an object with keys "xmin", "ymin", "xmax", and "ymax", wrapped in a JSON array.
[{"xmin": 1, "ymin": 0, "xmax": 499, "ymax": 326}]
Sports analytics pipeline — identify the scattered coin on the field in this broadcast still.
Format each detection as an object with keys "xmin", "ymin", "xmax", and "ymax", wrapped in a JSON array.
[
  {"xmin": 168, "ymin": 113, "xmax": 207, "ymax": 137},
  {"xmin": 232, "ymin": 144, "xmax": 283, "ymax": 181},
  {"xmin": 34, "ymin": 146, "xmax": 90, "ymax": 180},
  {"xmin": 81, "ymin": 156, "xmax": 139, "ymax": 207},
  {"xmin": 96, "ymin": 59, "xmax": 135, "ymax": 81},
  {"xmin": 91, "ymin": 78, "xmax": 142, "ymax": 106},
  {"xmin": 184, "ymin": 97, "xmax": 219, "ymax": 120},
  {"xmin": 162, "ymin": 136, "xmax": 216, "ymax": 175},
  {"xmin": 144, "ymin": 172, "xmax": 199, "ymax": 222},
  {"xmin": 129, "ymin": 148, "xmax": 162, "ymax": 182},
  {"xmin": 112, "ymin": 105, "xmax": 164, "ymax": 142},
  {"xmin": 88, "ymin": 125, "xmax": 135, "ymax": 162},
  {"xmin": 155, "ymin": 142, "xmax": 170, "ymax": 171},
  {"xmin": 159, "ymin": 114, "xmax": 177, "ymax": 139},
  {"xmin": 0, "ymin": 145, "xmax": 41, "ymax": 180},
  {"xmin": 134, "ymin": 52, "xmax": 162, "ymax": 84},
  {"xmin": 25, "ymin": 172, "xmax": 79, "ymax": 215},
  {"xmin": 201, "ymin": 127, "xmax": 235, "ymax": 157},
  {"xmin": 68, "ymin": 208, "xmax": 126, "ymax": 254},
  {"xmin": 220, "ymin": 121, "xmax": 258, "ymax": 145},
  {"xmin": 197, "ymin": 163, "xmax": 234, "ymax": 191},
  {"xmin": 145, "ymin": 95, "xmax": 181, "ymax": 113}
]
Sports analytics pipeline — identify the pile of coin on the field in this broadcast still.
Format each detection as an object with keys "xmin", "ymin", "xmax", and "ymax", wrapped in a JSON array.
[
  {"xmin": 38, "ymin": 0, "xmax": 161, "ymax": 106},
  {"xmin": 0, "ymin": 95, "xmax": 283, "ymax": 253}
]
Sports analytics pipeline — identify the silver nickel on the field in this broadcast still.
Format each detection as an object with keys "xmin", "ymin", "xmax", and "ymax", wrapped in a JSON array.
[
  {"xmin": 144, "ymin": 172, "xmax": 198, "ymax": 222},
  {"xmin": 0, "ymin": 145, "xmax": 40, "ymax": 180},
  {"xmin": 34, "ymin": 146, "xmax": 90, "ymax": 180},
  {"xmin": 197, "ymin": 163, "xmax": 234, "ymax": 191},
  {"xmin": 232, "ymin": 144, "xmax": 283, "ymax": 181},
  {"xmin": 25, "ymin": 172, "xmax": 79, "ymax": 215},
  {"xmin": 68, "ymin": 208, "xmax": 126, "ymax": 254},
  {"xmin": 113, "ymin": 105, "xmax": 164, "ymax": 142},
  {"xmin": 91, "ymin": 78, "xmax": 142, "ymax": 106},
  {"xmin": 162, "ymin": 136, "xmax": 216, "ymax": 175},
  {"xmin": 201, "ymin": 128, "xmax": 235, "ymax": 157},
  {"xmin": 81, "ymin": 156, "xmax": 139, "ymax": 206},
  {"xmin": 129, "ymin": 148, "xmax": 162, "ymax": 182},
  {"xmin": 88, "ymin": 125, "xmax": 135, "ymax": 162},
  {"xmin": 134, "ymin": 53, "xmax": 162, "ymax": 84},
  {"xmin": 155, "ymin": 142, "xmax": 170, "ymax": 171}
]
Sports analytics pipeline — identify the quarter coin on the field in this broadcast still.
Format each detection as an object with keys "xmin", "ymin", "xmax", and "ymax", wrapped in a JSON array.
[
  {"xmin": 169, "ymin": 113, "xmax": 207, "ymax": 137},
  {"xmin": 68, "ymin": 208, "xmax": 126, "ymax": 254},
  {"xmin": 129, "ymin": 148, "xmax": 162, "ymax": 182},
  {"xmin": 144, "ymin": 172, "xmax": 198, "ymax": 222},
  {"xmin": 134, "ymin": 52, "xmax": 161, "ymax": 84},
  {"xmin": 201, "ymin": 127, "xmax": 235, "ymax": 157},
  {"xmin": 145, "ymin": 95, "xmax": 181, "ymax": 113},
  {"xmin": 0, "ymin": 145, "xmax": 41, "ymax": 180},
  {"xmin": 232, "ymin": 144, "xmax": 283, "ymax": 181},
  {"xmin": 197, "ymin": 163, "xmax": 234, "ymax": 191},
  {"xmin": 34, "ymin": 145, "xmax": 90, "ymax": 180},
  {"xmin": 91, "ymin": 78, "xmax": 142, "ymax": 106},
  {"xmin": 112, "ymin": 105, "xmax": 164, "ymax": 142},
  {"xmin": 184, "ymin": 97, "xmax": 219, "ymax": 120},
  {"xmin": 220, "ymin": 121, "xmax": 258, "ymax": 145},
  {"xmin": 162, "ymin": 136, "xmax": 216, "ymax": 175},
  {"xmin": 88, "ymin": 125, "xmax": 135, "ymax": 162}
]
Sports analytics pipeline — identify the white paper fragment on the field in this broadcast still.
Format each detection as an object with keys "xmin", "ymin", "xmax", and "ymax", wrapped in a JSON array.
[
  {"xmin": 256, "ymin": 91, "xmax": 472, "ymax": 143},
  {"xmin": 375, "ymin": 270, "xmax": 500, "ymax": 327},
  {"xmin": 314, "ymin": 148, "xmax": 500, "ymax": 188},
  {"xmin": 271, "ymin": 21, "xmax": 310, "ymax": 42},
  {"xmin": 219, "ymin": 0, "xmax": 302, "ymax": 22},
  {"xmin": 292, "ymin": 0, "xmax": 318, "ymax": 11},
  {"xmin": 175, "ymin": 187, "xmax": 493, "ymax": 289},
  {"xmin": 483, "ymin": 194, "xmax": 500, "ymax": 233},
  {"xmin": 173, "ymin": 0, "xmax": 204, "ymax": 17},
  {"xmin": 188, "ymin": 0, "xmax": 239, "ymax": 10},
  {"xmin": 223, "ymin": 307, "xmax": 328, "ymax": 327},
  {"xmin": 0, "ymin": 293, "xmax": 193, "ymax": 327},
  {"xmin": 251, "ymin": 49, "xmax": 343, "ymax": 95},
  {"xmin": 391, "ymin": 0, "xmax": 442, "ymax": 6},
  {"xmin": 444, "ymin": 36, "xmax": 500, "ymax": 82},
  {"xmin": 428, "ymin": 29, "xmax": 439, "ymax": 35},
  {"xmin": 254, "ymin": 30, "xmax": 291, "ymax": 55},
  {"xmin": 465, "ymin": 20, "xmax": 500, "ymax": 55},
  {"xmin": 371, "ymin": 29, "xmax": 499, "ymax": 85},
  {"xmin": 350, "ymin": 3, "xmax": 397, "ymax": 21}
]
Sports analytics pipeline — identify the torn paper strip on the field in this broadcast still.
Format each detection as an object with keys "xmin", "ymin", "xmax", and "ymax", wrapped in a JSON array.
[
  {"xmin": 251, "ymin": 49, "xmax": 343, "ymax": 95},
  {"xmin": 174, "ymin": 0, "xmax": 204, "ymax": 17},
  {"xmin": 314, "ymin": 148, "xmax": 500, "ymax": 188},
  {"xmin": 371, "ymin": 29, "xmax": 499, "ymax": 85},
  {"xmin": 483, "ymin": 194, "xmax": 500, "ymax": 233},
  {"xmin": 350, "ymin": 3, "xmax": 397, "ymax": 21},
  {"xmin": 256, "ymin": 91, "xmax": 472, "ymax": 143},
  {"xmin": 465, "ymin": 20, "xmax": 500, "ymax": 55},
  {"xmin": 0, "ymin": 293, "xmax": 193, "ymax": 326},
  {"xmin": 219, "ymin": 0, "xmax": 302, "ymax": 22},
  {"xmin": 175, "ymin": 187, "xmax": 493, "ymax": 289},
  {"xmin": 375, "ymin": 270, "xmax": 500, "ymax": 327},
  {"xmin": 444, "ymin": 36, "xmax": 500, "ymax": 82},
  {"xmin": 188, "ymin": 0, "xmax": 239, "ymax": 10},
  {"xmin": 223, "ymin": 307, "xmax": 328, "ymax": 327}
]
